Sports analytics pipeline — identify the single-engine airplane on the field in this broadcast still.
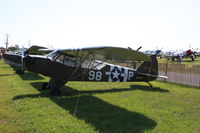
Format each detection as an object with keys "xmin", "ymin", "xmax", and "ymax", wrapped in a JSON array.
[
  {"xmin": 3, "ymin": 45, "xmax": 48, "ymax": 74},
  {"xmin": 164, "ymin": 49, "xmax": 197, "ymax": 61},
  {"xmin": 23, "ymin": 46, "xmax": 167, "ymax": 96},
  {"xmin": 3, "ymin": 47, "xmax": 25, "ymax": 74}
]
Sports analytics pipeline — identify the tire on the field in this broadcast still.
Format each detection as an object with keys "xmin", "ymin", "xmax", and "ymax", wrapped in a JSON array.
[
  {"xmin": 16, "ymin": 69, "xmax": 24, "ymax": 74},
  {"xmin": 41, "ymin": 82, "xmax": 50, "ymax": 90},
  {"xmin": 51, "ymin": 89, "xmax": 61, "ymax": 96},
  {"xmin": 191, "ymin": 57, "xmax": 194, "ymax": 61}
]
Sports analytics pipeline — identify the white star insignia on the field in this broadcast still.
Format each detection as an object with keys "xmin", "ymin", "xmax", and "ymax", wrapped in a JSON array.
[{"xmin": 112, "ymin": 69, "xmax": 120, "ymax": 79}]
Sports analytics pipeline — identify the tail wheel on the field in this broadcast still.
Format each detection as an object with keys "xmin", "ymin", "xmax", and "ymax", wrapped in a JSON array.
[
  {"xmin": 41, "ymin": 82, "xmax": 51, "ymax": 90},
  {"xmin": 191, "ymin": 57, "xmax": 194, "ymax": 61}
]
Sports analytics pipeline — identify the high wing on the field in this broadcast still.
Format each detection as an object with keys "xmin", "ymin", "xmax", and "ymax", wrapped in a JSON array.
[
  {"xmin": 24, "ymin": 46, "xmax": 167, "ymax": 96},
  {"xmin": 41, "ymin": 46, "xmax": 151, "ymax": 62}
]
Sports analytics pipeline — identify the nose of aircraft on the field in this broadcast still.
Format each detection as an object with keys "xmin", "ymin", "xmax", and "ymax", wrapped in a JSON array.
[{"xmin": 23, "ymin": 55, "xmax": 53, "ymax": 77}]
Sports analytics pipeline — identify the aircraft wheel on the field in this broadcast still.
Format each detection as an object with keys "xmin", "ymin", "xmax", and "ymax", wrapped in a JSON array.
[
  {"xmin": 51, "ymin": 89, "xmax": 61, "ymax": 96},
  {"xmin": 41, "ymin": 82, "xmax": 51, "ymax": 90},
  {"xmin": 191, "ymin": 57, "xmax": 194, "ymax": 61},
  {"xmin": 16, "ymin": 69, "xmax": 24, "ymax": 74},
  {"xmin": 172, "ymin": 57, "xmax": 175, "ymax": 61}
]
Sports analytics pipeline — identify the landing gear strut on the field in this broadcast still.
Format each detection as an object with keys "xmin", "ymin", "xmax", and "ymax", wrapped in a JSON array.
[
  {"xmin": 147, "ymin": 82, "xmax": 153, "ymax": 88},
  {"xmin": 41, "ymin": 82, "xmax": 51, "ymax": 90},
  {"xmin": 51, "ymin": 89, "xmax": 61, "ymax": 96},
  {"xmin": 41, "ymin": 78, "xmax": 66, "ymax": 96}
]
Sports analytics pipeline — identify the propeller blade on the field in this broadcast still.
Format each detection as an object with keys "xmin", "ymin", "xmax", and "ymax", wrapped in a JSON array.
[{"xmin": 21, "ymin": 46, "xmax": 25, "ymax": 72}]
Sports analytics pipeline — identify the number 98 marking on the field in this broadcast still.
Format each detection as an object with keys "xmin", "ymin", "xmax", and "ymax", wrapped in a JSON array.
[{"xmin": 88, "ymin": 71, "xmax": 102, "ymax": 81}]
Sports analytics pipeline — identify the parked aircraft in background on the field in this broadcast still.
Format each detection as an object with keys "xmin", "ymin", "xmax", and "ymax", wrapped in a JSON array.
[
  {"xmin": 143, "ymin": 50, "xmax": 162, "ymax": 56},
  {"xmin": 164, "ymin": 49, "xmax": 197, "ymax": 61},
  {"xmin": 143, "ymin": 47, "xmax": 163, "ymax": 58},
  {"xmin": 192, "ymin": 48, "xmax": 200, "ymax": 57},
  {"xmin": 3, "ymin": 45, "xmax": 48, "ymax": 74}
]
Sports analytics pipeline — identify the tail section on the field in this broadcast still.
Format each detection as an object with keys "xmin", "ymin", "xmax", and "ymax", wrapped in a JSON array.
[
  {"xmin": 137, "ymin": 55, "xmax": 159, "ymax": 81},
  {"xmin": 138, "ymin": 55, "xmax": 158, "ymax": 75}
]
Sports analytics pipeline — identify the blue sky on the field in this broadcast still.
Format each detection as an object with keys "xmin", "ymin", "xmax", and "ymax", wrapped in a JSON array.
[{"xmin": 0, "ymin": 0, "xmax": 200, "ymax": 51}]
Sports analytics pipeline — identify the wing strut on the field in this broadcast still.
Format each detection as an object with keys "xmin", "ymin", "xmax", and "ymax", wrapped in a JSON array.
[
  {"xmin": 66, "ymin": 51, "xmax": 90, "ymax": 81},
  {"xmin": 68, "ymin": 53, "xmax": 96, "ymax": 81},
  {"xmin": 147, "ymin": 81, "xmax": 153, "ymax": 88},
  {"xmin": 73, "ymin": 62, "xmax": 88, "ymax": 116}
]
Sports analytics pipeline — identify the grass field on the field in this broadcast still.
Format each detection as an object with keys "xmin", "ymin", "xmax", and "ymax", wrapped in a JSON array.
[
  {"xmin": 0, "ymin": 59, "xmax": 200, "ymax": 133},
  {"xmin": 158, "ymin": 56, "xmax": 200, "ymax": 66}
]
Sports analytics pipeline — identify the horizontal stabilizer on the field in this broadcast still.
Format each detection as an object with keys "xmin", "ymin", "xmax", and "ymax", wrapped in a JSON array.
[{"xmin": 138, "ymin": 72, "xmax": 168, "ymax": 79}]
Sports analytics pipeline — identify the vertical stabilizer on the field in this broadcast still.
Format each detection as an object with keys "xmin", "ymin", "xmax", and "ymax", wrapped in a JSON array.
[{"xmin": 137, "ymin": 55, "xmax": 158, "ymax": 81}]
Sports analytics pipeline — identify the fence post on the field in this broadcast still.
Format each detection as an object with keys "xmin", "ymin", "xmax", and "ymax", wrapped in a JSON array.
[
  {"xmin": 164, "ymin": 60, "xmax": 168, "ymax": 82},
  {"xmin": 199, "ymin": 65, "xmax": 200, "ymax": 87}
]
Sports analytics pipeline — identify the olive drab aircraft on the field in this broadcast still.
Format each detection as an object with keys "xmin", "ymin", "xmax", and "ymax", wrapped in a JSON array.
[
  {"xmin": 3, "ymin": 47, "xmax": 25, "ymax": 74},
  {"xmin": 3, "ymin": 45, "xmax": 49, "ymax": 74},
  {"xmin": 22, "ymin": 46, "xmax": 167, "ymax": 96}
]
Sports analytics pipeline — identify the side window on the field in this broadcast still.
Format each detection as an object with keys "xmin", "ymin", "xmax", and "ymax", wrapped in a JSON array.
[
  {"xmin": 55, "ymin": 54, "xmax": 78, "ymax": 67},
  {"xmin": 55, "ymin": 55, "xmax": 64, "ymax": 63},
  {"xmin": 54, "ymin": 53, "xmax": 84, "ymax": 68}
]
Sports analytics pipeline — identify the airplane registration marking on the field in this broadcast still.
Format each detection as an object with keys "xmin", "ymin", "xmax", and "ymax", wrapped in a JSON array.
[
  {"xmin": 105, "ymin": 66, "xmax": 134, "ymax": 82},
  {"xmin": 128, "ymin": 71, "xmax": 134, "ymax": 80},
  {"xmin": 88, "ymin": 66, "xmax": 135, "ymax": 82},
  {"xmin": 88, "ymin": 71, "xmax": 102, "ymax": 81}
]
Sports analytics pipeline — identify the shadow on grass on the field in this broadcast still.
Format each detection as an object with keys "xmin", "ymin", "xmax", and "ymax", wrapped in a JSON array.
[
  {"xmin": 174, "ymin": 60, "xmax": 193, "ymax": 63},
  {"xmin": 73, "ymin": 88, "xmax": 136, "ymax": 95},
  {"xmin": 14, "ymin": 81, "xmax": 157, "ymax": 133},
  {"xmin": 17, "ymin": 72, "xmax": 44, "ymax": 80},
  {"xmin": 1, "ymin": 66, "xmax": 12, "ymax": 68},
  {"xmin": 182, "ymin": 60, "xmax": 193, "ymax": 62},
  {"xmin": 0, "ymin": 73, "xmax": 16, "ymax": 77},
  {"xmin": 130, "ymin": 85, "xmax": 170, "ymax": 92},
  {"xmin": 1, "ymin": 63, "xmax": 44, "ymax": 80}
]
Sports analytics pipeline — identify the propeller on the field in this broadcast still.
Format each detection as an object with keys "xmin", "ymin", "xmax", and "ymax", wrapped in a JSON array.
[
  {"xmin": 128, "ymin": 46, "xmax": 142, "ymax": 51},
  {"xmin": 136, "ymin": 46, "xmax": 142, "ymax": 51},
  {"xmin": 21, "ymin": 46, "xmax": 25, "ymax": 72}
]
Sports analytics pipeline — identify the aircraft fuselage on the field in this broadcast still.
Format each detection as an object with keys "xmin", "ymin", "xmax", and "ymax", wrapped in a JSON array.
[{"xmin": 24, "ymin": 55, "xmax": 151, "ymax": 83}]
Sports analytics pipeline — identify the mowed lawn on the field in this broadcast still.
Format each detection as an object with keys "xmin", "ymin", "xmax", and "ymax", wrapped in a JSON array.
[
  {"xmin": 0, "ymin": 60, "xmax": 200, "ymax": 133},
  {"xmin": 158, "ymin": 56, "xmax": 200, "ymax": 66}
]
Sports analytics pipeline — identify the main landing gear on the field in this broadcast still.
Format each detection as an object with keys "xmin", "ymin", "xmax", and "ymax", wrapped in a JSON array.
[{"xmin": 41, "ymin": 78, "xmax": 66, "ymax": 96}]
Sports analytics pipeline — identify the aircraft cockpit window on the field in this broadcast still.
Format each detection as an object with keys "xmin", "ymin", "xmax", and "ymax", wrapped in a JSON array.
[{"xmin": 55, "ymin": 54, "xmax": 81, "ymax": 67}]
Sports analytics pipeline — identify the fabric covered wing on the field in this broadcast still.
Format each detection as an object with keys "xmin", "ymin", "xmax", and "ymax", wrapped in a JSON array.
[{"xmin": 51, "ymin": 46, "xmax": 150, "ymax": 62}]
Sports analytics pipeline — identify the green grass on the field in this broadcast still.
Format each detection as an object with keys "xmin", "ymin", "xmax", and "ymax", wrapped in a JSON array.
[
  {"xmin": 0, "ymin": 59, "xmax": 200, "ymax": 133},
  {"xmin": 158, "ymin": 57, "xmax": 200, "ymax": 66}
]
